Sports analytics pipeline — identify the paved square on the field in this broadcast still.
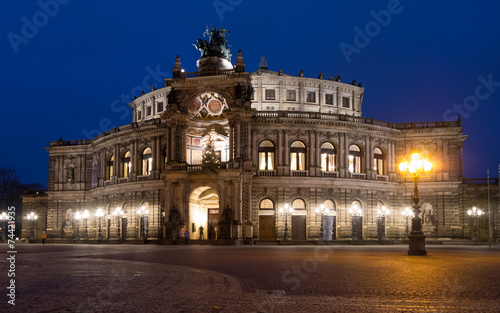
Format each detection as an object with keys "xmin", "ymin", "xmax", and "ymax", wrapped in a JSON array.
[{"xmin": 1, "ymin": 244, "xmax": 500, "ymax": 312}]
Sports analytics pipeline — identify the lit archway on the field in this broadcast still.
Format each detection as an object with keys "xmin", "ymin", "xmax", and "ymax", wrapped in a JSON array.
[{"xmin": 189, "ymin": 186, "xmax": 219, "ymax": 240}]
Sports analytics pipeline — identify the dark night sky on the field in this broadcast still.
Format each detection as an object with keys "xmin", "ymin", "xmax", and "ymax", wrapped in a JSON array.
[{"xmin": 2, "ymin": 0, "xmax": 499, "ymax": 187}]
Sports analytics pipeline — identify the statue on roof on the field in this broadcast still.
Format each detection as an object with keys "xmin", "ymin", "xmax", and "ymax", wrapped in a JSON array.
[{"xmin": 193, "ymin": 26, "xmax": 232, "ymax": 61}]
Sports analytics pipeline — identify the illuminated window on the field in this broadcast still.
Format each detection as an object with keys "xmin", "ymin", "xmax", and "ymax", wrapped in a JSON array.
[
  {"xmin": 286, "ymin": 90, "xmax": 296, "ymax": 101},
  {"xmin": 342, "ymin": 97, "xmax": 350, "ymax": 108},
  {"xmin": 348, "ymin": 144, "xmax": 362, "ymax": 173},
  {"xmin": 260, "ymin": 199, "xmax": 274, "ymax": 210},
  {"xmin": 325, "ymin": 94, "xmax": 333, "ymax": 105},
  {"xmin": 141, "ymin": 147, "xmax": 152, "ymax": 175},
  {"xmin": 122, "ymin": 151, "xmax": 131, "ymax": 178},
  {"xmin": 323, "ymin": 199, "xmax": 336, "ymax": 211},
  {"xmin": 265, "ymin": 89, "xmax": 275, "ymax": 100},
  {"xmin": 292, "ymin": 198, "xmax": 306, "ymax": 210},
  {"xmin": 106, "ymin": 155, "xmax": 114, "ymax": 180},
  {"xmin": 320, "ymin": 142, "xmax": 336, "ymax": 172},
  {"xmin": 290, "ymin": 141, "xmax": 306, "ymax": 171},
  {"xmin": 258, "ymin": 140, "xmax": 275, "ymax": 170},
  {"xmin": 306, "ymin": 91, "xmax": 316, "ymax": 103},
  {"xmin": 374, "ymin": 147, "xmax": 384, "ymax": 175}
]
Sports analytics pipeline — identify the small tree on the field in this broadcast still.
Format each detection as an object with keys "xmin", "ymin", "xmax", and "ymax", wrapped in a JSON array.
[{"xmin": 202, "ymin": 129, "xmax": 220, "ymax": 165}]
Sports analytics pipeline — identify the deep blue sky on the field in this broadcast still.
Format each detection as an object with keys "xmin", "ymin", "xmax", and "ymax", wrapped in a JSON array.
[{"xmin": 2, "ymin": 0, "xmax": 499, "ymax": 186}]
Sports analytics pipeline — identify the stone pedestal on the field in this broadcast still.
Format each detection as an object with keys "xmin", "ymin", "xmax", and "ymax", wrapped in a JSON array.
[
  {"xmin": 408, "ymin": 234, "xmax": 427, "ymax": 255},
  {"xmin": 165, "ymin": 222, "xmax": 184, "ymax": 243},
  {"xmin": 242, "ymin": 222, "xmax": 253, "ymax": 239},
  {"xmin": 232, "ymin": 221, "xmax": 242, "ymax": 239},
  {"xmin": 218, "ymin": 221, "xmax": 233, "ymax": 240}
]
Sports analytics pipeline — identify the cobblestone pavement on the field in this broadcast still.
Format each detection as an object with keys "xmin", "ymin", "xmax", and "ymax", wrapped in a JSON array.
[{"xmin": 1, "ymin": 244, "xmax": 499, "ymax": 312}]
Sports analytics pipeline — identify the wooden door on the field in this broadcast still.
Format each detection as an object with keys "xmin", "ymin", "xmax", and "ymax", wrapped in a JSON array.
[
  {"xmin": 207, "ymin": 209, "xmax": 219, "ymax": 240},
  {"xmin": 291, "ymin": 215, "xmax": 306, "ymax": 240},
  {"xmin": 259, "ymin": 215, "xmax": 275, "ymax": 240},
  {"xmin": 121, "ymin": 218, "xmax": 127, "ymax": 240}
]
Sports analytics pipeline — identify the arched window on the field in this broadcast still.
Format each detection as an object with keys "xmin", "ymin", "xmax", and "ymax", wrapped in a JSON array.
[
  {"xmin": 290, "ymin": 141, "xmax": 306, "ymax": 171},
  {"xmin": 348, "ymin": 144, "xmax": 362, "ymax": 173},
  {"xmin": 374, "ymin": 147, "xmax": 384, "ymax": 175},
  {"xmin": 292, "ymin": 198, "xmax": 306, "ymax": 210},
  {"xmin": 320, "ymin": 142, "xmax": 336, "ymax": 172},
  {"xmin": 106, "ymin": 155, "xmax": 114, "ymax": 180},
  {"xmin": 141, "ymin": 148, "xmax": 152, "ymax": 175},
  {"xmin": 323, "ymin": 199, "xmax": 336, "ymax": 212},
  {"xmin": 259, "ymin": 198, "xmax": 274, "ymax": 210},
  {"xmin": 122, "ymin": 151, "xmax": 131, "ymax": 178},
  {"xmin": 258, "ymin": 140, "xmax": 275, "ymax": 170}
]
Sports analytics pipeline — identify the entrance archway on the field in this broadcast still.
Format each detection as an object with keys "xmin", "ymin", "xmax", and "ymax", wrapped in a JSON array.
[{"xmin": 189, "ymin": 186, "xmax": 219, "ymax": 240}]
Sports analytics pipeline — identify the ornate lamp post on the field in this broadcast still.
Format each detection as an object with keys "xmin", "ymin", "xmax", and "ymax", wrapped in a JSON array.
[
  {"xmin": 95, "ymin": 208, "xmax": 104, "ymax": 241},
  {"xmin": 348, "ymin": 203, "xmax": 363, "ymax": 241},
  {"xmin": 26, "ymin": 212, "xmax": 38, "ymax": 241},
  {"xmin": 377, "ymin": 206, "xmax": 390, "ymax": 241},
  {"xmin": 74, "ymin": 211, "xmax": 81, "ymax": 241},
  {"xmin": 399, "ymin": 152, "xmax": 432, "ymax": 256},
  {"xmin": 467, "ymin": 207, "xmax": 484, "ymax": 241},
  {"xmin": 315, "ymin": 204, "xmax": 330, "ymax": 240},
  {"xmin": 137, "ymin": 205, "xmax": 150, "ymax": 240},
  {"xmin": 82, "ymin": 210, "xmax": 89, "ymax": 241},
  {"xmin": 0, "ymin": 212, "xmax": 8, "ymax": 242},
  {"xmin": 278, "ymin": 203, "xmax": 293, "ymax": 240},
  {"xmin": 113, "ymin": 207, "xmax": 124, "ymax": 240},
  {"xmin": 401, "ymin": 207, "xmax": 412, "ymax": 240}
]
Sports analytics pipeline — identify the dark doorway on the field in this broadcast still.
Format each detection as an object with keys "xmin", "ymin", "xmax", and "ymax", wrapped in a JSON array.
[
  {"xmin": 259, "ymin": 215, "xmax": 276, "ymax": 240},
  {"xmin": 291, "ymin": 215, "xmax": 306, "ymax": 240},
  {"xmin": 352, "ymin": 216, "xmax": 363, "ymax": 240},
  {"xmin": 207, "ymin": 208, "xmax": 219, "ymax": 240},
  {"xmin": 121, "ymin": 218, "xmax": 127, "ymax": 240}
]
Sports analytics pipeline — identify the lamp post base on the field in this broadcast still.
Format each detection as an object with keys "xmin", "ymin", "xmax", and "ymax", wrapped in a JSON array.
[{"xmin": 407, "ymin": 234, "xmax": 427, "ymax": 256}]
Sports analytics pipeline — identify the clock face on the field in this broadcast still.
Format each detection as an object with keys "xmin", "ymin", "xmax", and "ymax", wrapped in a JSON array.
[{"xmin": 188, "ymin": 92, "xmax": 228, "ymax": 118}]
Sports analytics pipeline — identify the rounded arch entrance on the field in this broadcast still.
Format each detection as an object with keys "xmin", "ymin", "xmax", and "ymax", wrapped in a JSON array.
[{"xmin": 189, "ymin": 186, "xmax": 220, "ymax": 240}]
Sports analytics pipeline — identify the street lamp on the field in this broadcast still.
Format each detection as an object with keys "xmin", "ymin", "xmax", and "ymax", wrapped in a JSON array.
[
  {"xmin": 74, "ymin": 211, "xmax": 81, "ymax": 241},
  {"xmin": 278, "ymin": 203, "xmax": 293, "ymax": 240},
  {"xmin": 113, "ymin": 207, "xmax": 124, "ymax": 240},
  {"xmin": 401, "ymin": 207, "xmax": 412, "ymax": 240},
  {"xmin": 467, "ymin": 207, "xmax": 484, "ymax": 241},
  {"xmin": 137, "ymin": 205, "xmax": 150, "ymax": 240},
  {"xmin": 315, "ymin": 204, "xmax": 330, "ymax": 240},
  {"xmin": 377, "ymin": 206, "xmax": 390, "ymax": 241},
  {"xmin": 0, "ymin": 212, "xmax": 8, "ymax": 242},
  {"xmin": 82, "ymin": 210, "xmax": 90, "ymax": 241},
  {"xmin": 399, "ymin": 152, "xmax": 432, "ymax": 256},
  {"xmin": 348, "ymin": 203, "xmax": 363, "ymax": 241},
  {"xmin": 95, "ymin": 208, "xmax": 104, "ymax": 241},
  {"xmin": 26, "ymin": 212, "xmax": 38, "ymax": 241}
]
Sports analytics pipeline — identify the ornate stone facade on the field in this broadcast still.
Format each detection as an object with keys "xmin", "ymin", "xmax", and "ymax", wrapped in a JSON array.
[{"xmin": 23, "ymin": 29, "xmax": 499, "ymax": 242}]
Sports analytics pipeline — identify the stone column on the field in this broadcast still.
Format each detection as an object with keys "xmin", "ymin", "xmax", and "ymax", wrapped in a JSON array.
[{"xmin": 229, "ymin": 123, "xmax": 234, "ymax": 161}]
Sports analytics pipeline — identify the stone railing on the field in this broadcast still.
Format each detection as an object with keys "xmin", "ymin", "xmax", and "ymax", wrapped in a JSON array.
[
  {"xmin": 464, "ymin": 178, "xmax": 499, "ymax": 185},
  {"xmin": 258, "ymin": 170, "xmax": 276, "ymax": 176},
  {"xmin": 254, "ymin": 111, "xmax": 461, "ymax": 129},
  {"xmin": 376, "ymin": 175, "xmax": 389, "ymax": 182},
  {"xmin": 291, "ymin": 170, "xmax": 308, "ymax": 177},
  {"xmin": 167, "ymin": 162, "xmax": 240, "ymax": 172},
  {"xmin": 182, "ymin": 69, "xmax": 235, "ymax": 78},
  {"xmin": 321, "ymin": 171, "xmax": 339, "ymax": 178},
  {"xmin": 350, "ymin": 172, "xmax": 367, "ymax": 179}
]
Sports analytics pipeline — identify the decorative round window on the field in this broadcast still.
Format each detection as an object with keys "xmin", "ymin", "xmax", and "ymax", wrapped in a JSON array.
[{"xmin": 188, "ymin": 92, "xmax": 228, "ymax": 118}]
